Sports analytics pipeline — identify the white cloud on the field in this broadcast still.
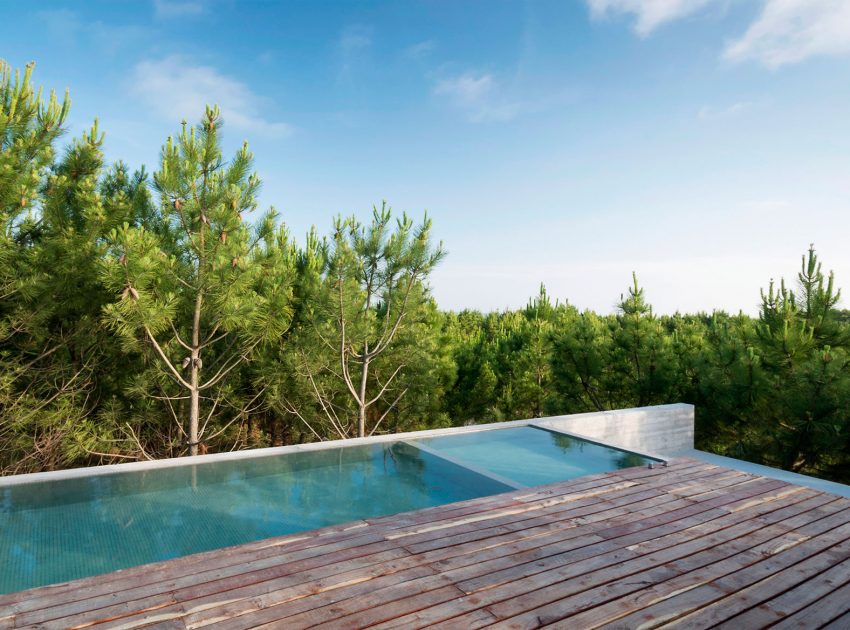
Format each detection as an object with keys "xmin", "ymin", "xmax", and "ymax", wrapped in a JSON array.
[
  {"xmin": 434, "ymin": 73, "xmax": 495, "ymax": 106},
  {"xmin": 339, "ymin": 26, "xmax": 372, "ymax": 54},
  {"xmin": 724, "ymin": 0, "xmax": 850, "ymax": 68},
  {"xmin": 153, "ymin": 0, "xmax": 204, "ymax": 19},
  {"xmin": 404, "ymin": 40, "xmax": 436, "ymax": 60},
  {"xmin": 433, "ymin": 72, "xmax": 522, "ymax": 123},
  {"xmin": 586, "ymin": 0, "xmax": 850, "ymax": 67},
  {"xmin": 130, "ymin": 56, "xmax": 292, "ymax": 138},
  {"xmin": 697, "ymin": 100, "xmax": 755, "ymax": 120},
  {"xmin": 338, "ymin": 25, "xmax": 372, "ymax": 78},
  {"xmin": 586, "ymin": 0, "xmax": 716, "ymax": 36},
  {"xmin": 38, "ymin": 10, "xmax": 150, "ymax": 54}
]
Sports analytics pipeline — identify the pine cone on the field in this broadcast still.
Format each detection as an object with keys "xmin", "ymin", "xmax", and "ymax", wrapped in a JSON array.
[
  {"xmin": 231, "ymin": 257, "xmax": 239, "ymax": 268},
  {"xmin": 219, "ymin": 231, "xmax": 227, "ymax": 244},
  {"xmin": 128, "ymin": 287, "xmax": 140, "ymax": 300},
  {"xmin": 182, "ymin": 356, "xmax": 191, "ymax": 369},
  {"xmin": 174, "ymin": 198, "xmax": 182, "ymax": 210},
  {"xmin": 118, "ymin": 254, "xmax": 127, "ymax": 267}
]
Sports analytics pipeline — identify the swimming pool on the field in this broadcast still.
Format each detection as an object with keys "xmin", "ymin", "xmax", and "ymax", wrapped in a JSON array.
[{"xmin": 0, "ymin": 425, "xmax": 659, "ymax": 594}]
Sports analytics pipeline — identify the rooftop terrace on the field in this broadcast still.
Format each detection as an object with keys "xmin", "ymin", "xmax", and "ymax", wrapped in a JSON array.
[{"xmin": 3, "ymin": 456, "xmax": 850, "ymax": 629}]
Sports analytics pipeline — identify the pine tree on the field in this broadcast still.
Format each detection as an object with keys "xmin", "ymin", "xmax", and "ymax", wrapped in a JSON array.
[
  {"xmin": 751, "ymin": 247, "xmax": 850, "ymax": 474},
  {"xmin": 101, "ymin": 107, "xmax": 293, "ymax": 456},
  {"xmin": 0, "ymin": 61, "xmax": 69, "ymax": 326},
  {"xmin": 611, "ymin": 273, "xmax": 678, "ymax": 407},
  {"xmin": 551, "ymin": 307, "xmax": 612, "ymax": 412},
  {"xmin": 294, "ymin": 203, "xmax": 445, "ymax": 438}
]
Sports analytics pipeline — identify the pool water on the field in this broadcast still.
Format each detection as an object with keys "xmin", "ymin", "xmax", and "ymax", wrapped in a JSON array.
[
  {"xmin": 0, "ymin": 426, "xmax": 657, "ymax": 594},
  {"xmin": 411, "ymin": 426, "xmax": 652, "ymax": 488}
]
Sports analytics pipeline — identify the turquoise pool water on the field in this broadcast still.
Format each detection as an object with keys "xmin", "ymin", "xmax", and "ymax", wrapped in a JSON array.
[
  {"xmin": 0, "ymin": 426, "xmax": 657, "ymax": 594},
  {"xmin": 411, "ymin": 426, "xmax": 652, "ymax": 488}
]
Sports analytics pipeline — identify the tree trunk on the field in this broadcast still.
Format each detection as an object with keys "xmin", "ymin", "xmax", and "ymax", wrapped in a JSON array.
[
  {"xmin": 189, "ymin": 286, "xmax": 203, "ymax": 456},
  {"xmin": 358, "ymin": 354, "xmax": 369, "ymax": 438},
  {"xmin": 189, "ymin": 368, "xmax": 199, "ymax": 456}
]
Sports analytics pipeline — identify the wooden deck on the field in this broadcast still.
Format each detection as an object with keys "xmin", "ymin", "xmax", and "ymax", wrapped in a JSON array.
[{"xmin": 4, "ymin": 457, "xmax": 850, "ymax": 629}]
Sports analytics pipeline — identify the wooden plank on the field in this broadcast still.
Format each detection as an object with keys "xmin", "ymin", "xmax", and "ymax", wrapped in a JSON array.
[
  {"xmin": 202, "ymin": 573, "xmax": 462, "ymax": 629},
  {"xmin": 523, "ymin": 491, "xmax": 837, "ymax": 628},
  {"xmin": 821, "ymin": 608, "xmax": 850, "ymax": 630},
  {"xmin": 15, "ymin": 546, "xmax": 418, "ymax": 627},
  {"xmin": 141, "ymin": 478, "xmax": 800, "ymax": 628},
  {"xmin": 181, "ymin": 488, "xmax": 688, "ymax": 630},
  {"xmin": 605, "ymin": 516, "xmax": 850, "ymax": 629},
  {"xmin": 374, "ymin": 606, "xmax": 500, "ymax": 630},
  {"xmin": 170, "ymin": 565, "xmax": 440, "ymax": 630},
  {"xmin": 8, "ymin": 530, "xmax": 393, "ymax": 619},
  {"xmin": 715, "ymin": 555, "xmax": 850, "ymax": 628},
  {"xmin": 769, "ymin": 578, "xmax": 850, "ymax": 629},
  {"xmin": 7, "ymin": 526, "xmax": 385, "ymax": 615},
  {"xmin": 674, "ymin": 540, "xmax": 850, "ymax": 627},
  {"xmin": 420, "ymin": 495, "xmax": 691, "ymax": 576},
  {"xmin": 179, "ymin": 488, "xmax": 693, "ymax": 628},
  {"xmin": 415, "ymin": 485, "xmax": 828, "ymax": 628},
  {"xmin": 487, "ymin": 490, "xmax": 834, "ymax": 629},
  {"xmin": 306, "ymin": 584, "xmax": 468, "ymax": 630},
  {"xmin": 403, "ymin": 490, "xmax": 683, "ymax": 556}
]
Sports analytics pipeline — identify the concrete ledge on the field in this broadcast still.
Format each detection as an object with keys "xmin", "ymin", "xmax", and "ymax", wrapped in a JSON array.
[
  {"xmin": 535, "ymin": 403, "xmax": 694, "ymax": 455},
  {"xmin": 677, "ymin": 449, "xmax": 850, "ymax": 499}
]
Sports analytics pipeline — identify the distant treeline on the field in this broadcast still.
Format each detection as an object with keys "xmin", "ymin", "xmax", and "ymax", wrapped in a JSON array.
[{"xmin": 3, "ymin": 61, "xmax": 850, "ymax": 484}]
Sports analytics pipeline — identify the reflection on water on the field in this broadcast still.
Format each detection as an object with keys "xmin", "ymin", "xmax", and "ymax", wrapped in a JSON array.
[
  {"xmin": 413, "ymin": 426, "xmax": 657, "ymax": 489},
  {"xmin": 548, "ymin": 432, "xmax": 649, "ymax": 469}
]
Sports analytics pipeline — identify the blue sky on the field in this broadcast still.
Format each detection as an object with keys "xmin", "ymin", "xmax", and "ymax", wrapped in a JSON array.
[{"xmin": 4, "ymin": 0, "xmax": 850, "ymax": 313}]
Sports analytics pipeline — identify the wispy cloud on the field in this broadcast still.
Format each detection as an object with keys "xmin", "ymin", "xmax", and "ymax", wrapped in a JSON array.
[
  {"xmin": 697, "ymin": 100, "xmax": 756, "ymax": 120},
  {"xmin": 724, "ymin": 0, "xmax": 850, "ymax": 68},
  {"xmin": 586, "ymin": 0, "xmax": 716, "ymax": 36},
  {"xmin": 153, "ymin": 0, "xmax": 204, "ymax": 19},
  {"xmin": 337, "ymin": 24, "xmax": 372, "ymax": 78},
  {"xmin": 434, "ymin": 73, "xmax": 495, "ymax": 106},
  {"xmin": 38, "ymin": 9, "xmax": 150, "ymax": 54},
  {"xmin": 433, "ymin": 72, "xmax": 522, "ymax": 123},
  {"xmin": 130, "ymin": 56, "xmax": 292, "ymax": 138},
  {"xmin": 404, "ymin": 40, "xmax": 435, "ymax": 60},
  {"xmin": 586, "ymin": 0, "xmax": 850, "ymax": 68},
  {"xmin": 432, "ymin": 69, "xmax": 578, "ymax": 123}
]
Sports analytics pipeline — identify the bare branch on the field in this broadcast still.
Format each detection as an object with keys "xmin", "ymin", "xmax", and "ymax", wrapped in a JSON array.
[
  {"xmin": 281, "ymin": 397, "xmax": 325, "ymax": 442},
  {"xmin": 198, "ymin": 340, "xmax": 259, "ymax": 390},
  {"xmin": 368, "ymin": 387, "xmax": 408, "ymax": 437},
  {"xmin": 144, "ymin": 325, "xmax": 192, "ymax": 389},
  {"xmin": 169, "ymin": 321, "xmax": 194, "ymax": 352},
  {"xmin": 366, "ymin": 363, "xmax": 405, "ymax": 407},
  {"xmin": 121, "ymin": 423, "xmax": 155, "ymax": 461},
  {"xmin": 368, "ymin": 272, "xmax": 419, "ymax": 358}
]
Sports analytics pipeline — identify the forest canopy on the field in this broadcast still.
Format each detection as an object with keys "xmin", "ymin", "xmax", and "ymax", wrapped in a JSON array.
[{"xmin": 3, "ymin": 61, "xmax": 850, "ymax": 484}]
